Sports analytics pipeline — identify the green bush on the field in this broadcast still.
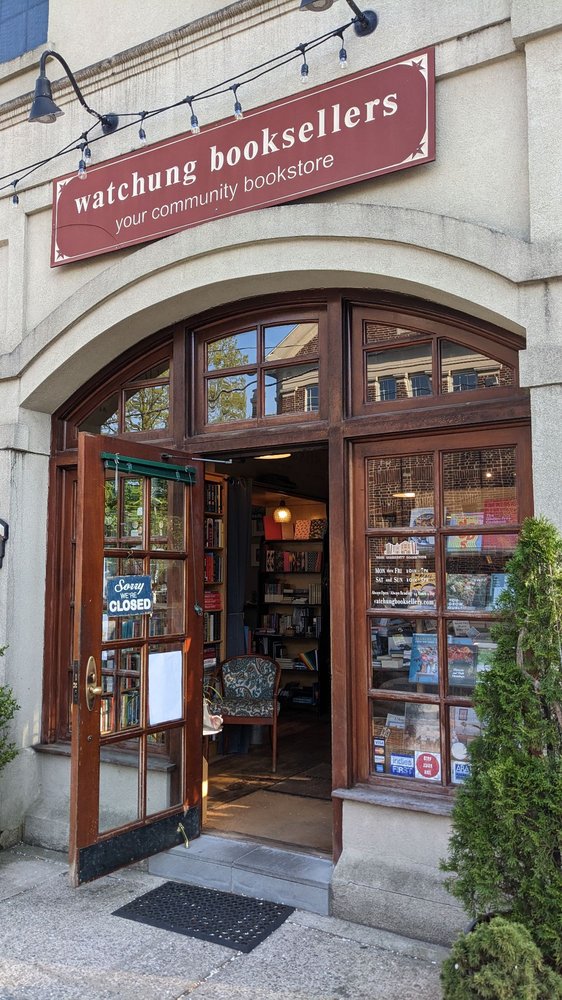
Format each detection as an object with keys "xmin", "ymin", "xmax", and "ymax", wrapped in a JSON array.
[
  {"xmin": 0, "ymin": 646, "xmax": 19, "ymax": 773},
  {"xmin": 441, "ymin": 917, "xmax": 562, "ymax": 1000},
  {"xmin": 442, "ymin": 517, "xmax": 562, "ymax": 972}
]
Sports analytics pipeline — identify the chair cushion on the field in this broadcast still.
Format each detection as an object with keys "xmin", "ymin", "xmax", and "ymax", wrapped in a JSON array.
[
  {"xmin": 210, "ymin": 697, "xmax": 279, "ymax": 718},
  {"xmin": 221, "ymin": 656, "xmax": 278, "ymax": 699}
]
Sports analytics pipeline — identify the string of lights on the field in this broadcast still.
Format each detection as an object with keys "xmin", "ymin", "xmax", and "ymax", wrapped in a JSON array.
[{"xmin": 1, "ymin": 14, "xmax": 371, "ymax": 204}]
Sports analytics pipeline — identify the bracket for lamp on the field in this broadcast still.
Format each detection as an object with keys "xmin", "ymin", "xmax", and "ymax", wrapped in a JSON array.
[
  {"xmin": 0, "ymin": 520, "xmax": 8, "ymax": 568},
  {"xmin": 29, "ymin": 49, "xmax": 119, "ymax": 133}
]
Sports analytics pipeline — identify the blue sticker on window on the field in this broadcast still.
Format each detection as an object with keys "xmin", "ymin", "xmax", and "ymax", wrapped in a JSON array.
[{"xmin": 390, "ymin": 753, "xmax": 415, "ymax": 778}]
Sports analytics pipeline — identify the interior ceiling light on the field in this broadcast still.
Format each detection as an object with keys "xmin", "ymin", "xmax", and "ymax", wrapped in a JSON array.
[
  {"xmin": 392, "ymin": 492, "xmax": 416, "ymax": 499},
  {"xmin": 299, "ymin": 0, "xmax": 378, "ymax": 37},
  {"xmin": 273, "ymin": 500, "xmax": 292, "ymax": 523},
  {"xmin": 256, "ymin": 453, "xmax": 292, "ymax": 460}
]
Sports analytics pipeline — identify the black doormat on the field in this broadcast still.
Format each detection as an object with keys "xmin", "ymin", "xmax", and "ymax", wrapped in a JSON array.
[{"xmin": 113, "ymin": 881, "xmax": 294, "ymax": 953}]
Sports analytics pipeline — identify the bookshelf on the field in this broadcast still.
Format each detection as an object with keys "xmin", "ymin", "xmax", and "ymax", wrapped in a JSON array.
[
  {"xmin": 253, "ymin": 512, "xmax": 327, "ymax": 708},
  {"xmin": 203, "ymin": 474, "xmax": 227, "ymax": 682}
]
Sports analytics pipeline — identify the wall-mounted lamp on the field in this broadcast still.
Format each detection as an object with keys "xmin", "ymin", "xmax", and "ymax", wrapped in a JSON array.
[
  {"xmin": 28, "ymin": 50, "xmax": 119, "ymax": 134},
  {"xmin": 273, "ymin": 500, "xmax": 292, "ymax": 524},
  {"xmin": 299, "ymin": 0, "xmax": 378, "ymax": 37},
  {"xmin": 0, "ymin": 520, "xmax": 8, "ymax": 568}
]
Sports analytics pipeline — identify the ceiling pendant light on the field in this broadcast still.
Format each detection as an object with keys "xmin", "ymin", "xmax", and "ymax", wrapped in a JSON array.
[{"xmin": 273, "ymin": 500, "xmax": 292, "ymax": 523}]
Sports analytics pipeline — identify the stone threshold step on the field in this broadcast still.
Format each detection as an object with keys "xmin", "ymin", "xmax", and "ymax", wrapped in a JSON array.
[{"xmin": 148, "ymin": 834, "xmax": 333, "ymax": 915}]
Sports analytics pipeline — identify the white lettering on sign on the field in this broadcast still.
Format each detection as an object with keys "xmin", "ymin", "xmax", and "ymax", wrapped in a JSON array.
[
  {"xmin": 114, "ymin": 579, "xmax": 146, "ymax": 595},
  {"xmin": 74, "ymin": 161, "xmax": 198, "ymax": 214},
  {"xmin": 209, "ymin": 96, "xmax": 398, "ymax": 173},
  {"xmin": 108, "ymin": 597, "xmax": 152, "ymax": 613}
]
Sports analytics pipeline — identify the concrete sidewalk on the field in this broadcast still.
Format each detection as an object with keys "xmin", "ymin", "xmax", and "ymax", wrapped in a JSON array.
[{"xmin": 0, "ymin": 844, "xmax": 446, "ymax": 1000}]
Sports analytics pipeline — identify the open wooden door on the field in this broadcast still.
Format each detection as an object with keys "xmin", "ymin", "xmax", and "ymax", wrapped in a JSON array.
[{"xmin": 69, "ymin": 433, "xmax": 203, "ymax": 885}]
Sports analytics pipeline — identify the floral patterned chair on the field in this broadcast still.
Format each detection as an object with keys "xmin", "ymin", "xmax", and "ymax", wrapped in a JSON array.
[{"xmin": 212, "ymin": 654, "xmax": 282, "ymax": 772}]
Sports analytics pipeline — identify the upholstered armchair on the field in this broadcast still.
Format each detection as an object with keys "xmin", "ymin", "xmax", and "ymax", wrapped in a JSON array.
[{"xmin": 212, "ymin": 654, "xmax": 282, "ymax": 772}]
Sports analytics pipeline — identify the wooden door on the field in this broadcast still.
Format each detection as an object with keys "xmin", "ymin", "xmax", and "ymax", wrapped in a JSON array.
[{"xmin": 69, "ymin": 433, "xmax": 203, "ymax": 884}]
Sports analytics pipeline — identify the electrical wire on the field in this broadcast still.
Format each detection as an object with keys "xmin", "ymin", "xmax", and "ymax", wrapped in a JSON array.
[{"xmin": 1, "ymin": 16, "xmax": 362, "ymax": 197}]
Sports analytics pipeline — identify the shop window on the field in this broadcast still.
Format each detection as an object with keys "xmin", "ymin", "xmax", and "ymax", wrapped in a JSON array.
[
  {"xmin": 78, "ymin": 361, "xmax": 170, "ymax": 437},
  {"xmin": 0, "ymin": 0, "xmax": 47, "ymax": 63},
  {"xmin": 360, "ymin": 432, "xmax": 527, "ymax": 790},
  {"xmin": 441, "ymin": 340, "xmax": 514, "ymax": 394},
  {"xmin": 354, "ymin": 314, "xmax": 518, "ymax": 415},
  {"xmin": 200, "ymin": 318, "xmax": 320, "ymax": 426}
]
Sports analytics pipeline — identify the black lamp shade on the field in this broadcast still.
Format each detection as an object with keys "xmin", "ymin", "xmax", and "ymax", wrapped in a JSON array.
[
  {"xmin": 300, "ymin": 0, "xmax": 337, "ymax": 10},
  {"xmin": 28, "ymin": 73, "xmax": 64, "ymax": 123}
]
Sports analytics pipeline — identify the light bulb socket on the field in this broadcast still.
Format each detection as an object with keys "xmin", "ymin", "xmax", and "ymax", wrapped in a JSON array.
[
  {"xmin": 190, "ymin": 113, "xmax": 200, "ymax": 134},
  {"xmin": 77, "ymin": 159, "xmax": 87, "ymax": 179},
  {"xmin": 300, "ymin": 62, "xmax": 309, "ymax": 83},
  {"xmin": 234, "ymin": 100, "xmax": 243, "ymax": 120},
  {"xmin": 138, "ymin": 127, "xmax": 147, "ymax": 144},
  {"xmin": 11, "ymin": 192, "xmax": 19, "ymax": 206},
  {"xmin": 83, "ymin": 144, "xmax": 92, "ymax": 160},
  {"xmin": 339, "ymin": 46, "xmax": 348, "ymax": 68}
]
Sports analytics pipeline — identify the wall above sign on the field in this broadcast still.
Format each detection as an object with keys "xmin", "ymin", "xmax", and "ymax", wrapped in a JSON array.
[{"xmin": 51, "ymin": 47, "xmax": 434, "ymax": 267}]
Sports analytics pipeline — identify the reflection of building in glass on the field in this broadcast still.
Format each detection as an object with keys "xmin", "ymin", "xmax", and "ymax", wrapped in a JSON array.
[
  {"xmin": 263, "ymin": 322, "xmax": 319, "ymax": 415},
  {"xmin": 366, "ymin": 339, "xmax": 514, "ymax": 402}
]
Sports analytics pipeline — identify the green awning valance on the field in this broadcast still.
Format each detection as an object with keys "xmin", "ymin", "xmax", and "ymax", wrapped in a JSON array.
[{"xmin": 102, "ymin": 453, "xmax": 196, "ymax": 484}]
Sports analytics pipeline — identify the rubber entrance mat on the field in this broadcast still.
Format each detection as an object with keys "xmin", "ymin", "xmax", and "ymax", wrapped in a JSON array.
[{"xmin": 113, "ymin": 881, "xmax": 294, "ymax": 953}]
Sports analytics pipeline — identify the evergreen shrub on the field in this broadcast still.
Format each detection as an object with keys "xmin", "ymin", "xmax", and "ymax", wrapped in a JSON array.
[
  {"xmin": 441, "ymin": 917, "xmax": 562, "ymax": 1000},
  {"xmin": 442, "ymin": 517, "xmax": 562, "ymax": 972}
]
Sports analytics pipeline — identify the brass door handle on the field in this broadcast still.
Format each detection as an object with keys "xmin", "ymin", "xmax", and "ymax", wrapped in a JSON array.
[{"xmin": 85, "ymin": 656, "xmax": 103, "ymax": 711}]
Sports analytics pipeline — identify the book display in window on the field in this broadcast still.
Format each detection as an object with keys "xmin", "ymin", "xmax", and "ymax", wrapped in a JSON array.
[{"xmin": 203, "ymin": 475, "xmax": 227, "ymax": 677}]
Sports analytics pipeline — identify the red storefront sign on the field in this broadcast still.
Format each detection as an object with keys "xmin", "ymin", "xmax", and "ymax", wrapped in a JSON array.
[{"xmin": 51, "ymin": 47, "xmax": 434, "ymax": 266}]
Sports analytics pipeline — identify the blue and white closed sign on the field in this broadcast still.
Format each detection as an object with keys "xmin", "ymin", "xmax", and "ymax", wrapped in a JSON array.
[{"xmin": 106, "ymin": 575, "xmax": 153, "ymax": 615}]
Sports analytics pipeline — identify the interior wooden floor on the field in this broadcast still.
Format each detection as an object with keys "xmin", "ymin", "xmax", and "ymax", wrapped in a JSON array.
[{"xmin": 204, "ymin": 709, "xmax": 333, "ymax": 854}]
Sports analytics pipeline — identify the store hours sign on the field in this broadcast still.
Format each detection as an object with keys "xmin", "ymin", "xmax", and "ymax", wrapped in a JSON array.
[{"xmin": 51, "ymin": 47, "xmax": 434, "ymax": 265}]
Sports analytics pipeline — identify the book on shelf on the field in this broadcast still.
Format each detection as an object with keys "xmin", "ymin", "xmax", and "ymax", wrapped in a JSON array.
[
  {"xmin": 204, "ymin": 610, "xmax": 222, "ymax": 642},
  {"xmin": 205, "ymin": 516, "xmax": 224, "ymax": 549},
  {"xmin": 204, "ymin": 590, "xmax": 222, "ymax": 611},
  {"xmin": 263, "ymin": 515, "xmax": 283, "ymax": 540},
  {"xmin": 204, "ymin": 552, "xmax": 223, "ymax": 583},
  {"xmin": 205, "ymin": 480, "xmax": 223, "ymax": 513},
  {"xmin": 297, "ymin": 649, "xmax": 319, "ymax": 671},
  {"xmin": 294, "ymin": 519, "xmax": 311, "ymax": 539},
  {"xmin": 264, "ymin": 548, "xmax": 323, "ymax": 573},
  {"xmin": 310, "ymin": 518, "xmax": 327, "ymax": 539},
  {"xmin": 119, "ymin": 688, "xmax": 140, "ymax": 729}
]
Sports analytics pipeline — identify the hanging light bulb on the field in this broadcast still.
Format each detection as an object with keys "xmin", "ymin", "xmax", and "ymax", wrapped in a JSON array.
[
  {"xmin": 299, "ymin": 44, "xmax": 309, "ymax": 85},
  {"xmin": 273, "ymin": 500, "xmax": 292, "ymax": 524},
  {"xmin": 11, "ymin": 181, "xmax": 19, "ymax": 207},
  {"xmin": 336, "ymin": 32, "xmax": 348, "ymax": 69},
  {"xmin": 138, "ymin": 112, "xmax": 147, "ymax": 145},
  {"xmin": 83, "ymin": 144, "xmax": 92, "ymax": 161},
  {"xmin": 232, "ymin": 86, "xmax": 243, "ymax": 120},
  {"xmin": 77, "ymin": 146, "xmax": 87, "ymax": 180},
  {"xmin": 187, "ymin": 99, "xmax": 200, "ymax": 134}
]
